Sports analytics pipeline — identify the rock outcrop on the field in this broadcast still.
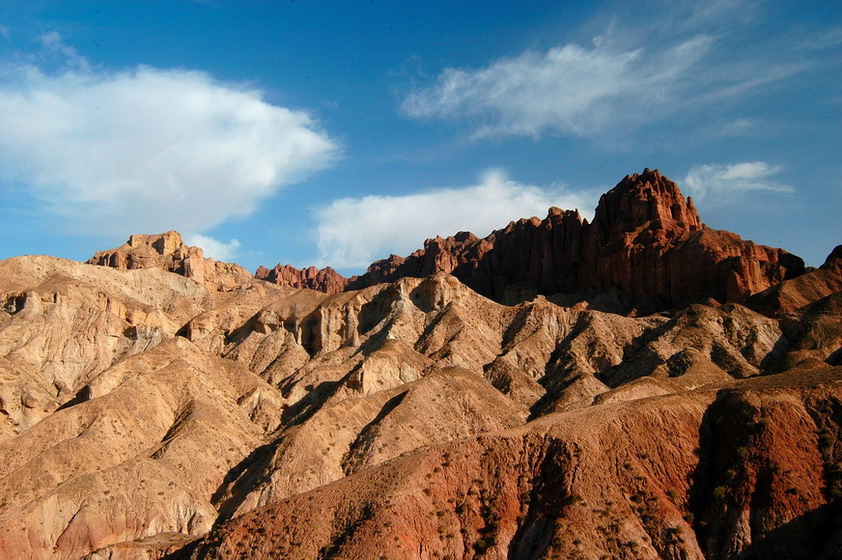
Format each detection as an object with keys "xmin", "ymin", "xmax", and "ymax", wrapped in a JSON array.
[
  {"xmin": 4, "ymin": 243, "xmax": 841, "ymax": 559},
  {"xmin": 254, "ymin": 263, "xmax": 348, "ymax": 294},
  {"xmin": 88, "ymin": 231, "xmax": 255, "ymax": 292},
  {"xmin": 747, "ymin": 245, "xmax": 842, "ymax": 317},
  {"xmin": 1, "ymin": 171, "xmax": 839, "ymax": 560},
  {"xmin": 180, "ymin": 368, "xmax": 842, "ymax": 560},
  {"xmin": 344, "ymin": 169, "xmax": 805, "ymax": 311}
]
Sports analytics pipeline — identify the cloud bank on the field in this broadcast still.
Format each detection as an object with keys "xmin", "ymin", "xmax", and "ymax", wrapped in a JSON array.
[
  {"xmin": 682, "ymin": 162, "xmax": 793, "ymax": 201},
  {"xmin": 402, "ymin": 6, "xmax": 799, "ymax": 140},
  {"xmin": 316, "ymin": 170, "xmax": 591, "ymax": 269},
  {"xmin": 0, "ymin": 40, "xmax": 339, "ymax": 237}
]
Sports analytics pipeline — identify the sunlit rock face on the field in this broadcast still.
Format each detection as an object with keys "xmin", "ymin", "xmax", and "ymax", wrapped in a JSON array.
[
  {"xmin": 344, "ymin": 169, "xmax": 804, "ymax": 312},
  {"xmin": 255, "ymin": 263, "xmax": 348, "ymax": 294},
  {"xmin": 0, "ymin": 171, "xmax": 838, "ymax": 560}
]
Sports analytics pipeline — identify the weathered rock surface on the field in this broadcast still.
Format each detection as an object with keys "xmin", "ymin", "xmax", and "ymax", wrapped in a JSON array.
[
  {"xmin": 0, "ymin": 338, "xmax": 280, "ymax": 560},
  {"xmin": 747, "ymin": 245, "xmax": 842, "ymax": 317},
  {"xmin": 88, "ymin": 232, "xmax": 256, "ymax": 292},
  {"xmin": 255, "ymin": 263, "xmax": 348, "ymax": 294},
  {"xmin": 0, "ymin": 180, "xmax": 839, "ymax": 560},
  {"xmin": 179, "ymin": 369, "xmax": 842, "ymax": 560},
  {"xmin": 344, "ymin": 169, "xmax": 805, "ymax": 311}
]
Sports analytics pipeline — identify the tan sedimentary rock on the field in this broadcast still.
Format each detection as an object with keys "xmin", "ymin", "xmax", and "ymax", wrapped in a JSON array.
[
  {"xmin": 88, "ymin": 231, "xmax": 256, "ymax": 292},
  {"xmin": 0, "ymin": 180, "xmax": 839, "ymax": 559}
]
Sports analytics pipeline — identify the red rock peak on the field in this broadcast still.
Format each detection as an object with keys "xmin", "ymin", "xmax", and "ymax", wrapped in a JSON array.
[{"xmin": 592, "ymin": 168, "xmax": 702, "ymax": 245}]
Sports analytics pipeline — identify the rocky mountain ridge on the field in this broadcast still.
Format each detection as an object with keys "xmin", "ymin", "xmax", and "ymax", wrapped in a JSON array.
[
  {"xmin": 87, "ymin": 231, "xmax": 256, "ymax": 292},
  {"xmin": 254, "ymin": 263, "xmax": 346, "ymax": 295},
  {"xmin": 0, "ymin": 169, "xmax": 839, "ymax": 560},
  {"xmin": 259, "ymin": 170, "xmax": 805, "ymax": 314}
]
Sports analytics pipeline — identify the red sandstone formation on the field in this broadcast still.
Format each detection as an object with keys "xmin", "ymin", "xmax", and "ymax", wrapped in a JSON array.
[
  {"xmin": 747, "ymin": 245, "xmax": 842, "ymax": 317},
  {"xmin": 255, "ymin": 263, "xmax": 348, "ymax": 294},
  {"xmin": 347, "ymin": 169, "xmax": 805, "ymax": 311}
]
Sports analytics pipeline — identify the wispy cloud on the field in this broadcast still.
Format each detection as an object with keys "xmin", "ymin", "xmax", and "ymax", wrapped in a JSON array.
[
  {"xmin": 184, "ymin": 234, "xmax": 241, "ymax": 261},
  {"xmin": 682, "ymin": 162, "xmax": 793, "ymax": 201},
  {"xmin": 38, "ymin": 31, "xmax": 89, "ymax": 70},
  {"xmin": 0, "ymin": 33, "xmax": 339, "ymax": 238},
  {"xmin": 0, "ymin": 25, "xmax": 10, "ymax": 41},
  {"xmin": 401, "ymin": 3, "xmax": 802, "ymax": 141},
  {"xmin": 797, "ymin": 28, "xmax": 842, "ymax": 51},
  {"xmin": 315, "ymin": 170, "xmax": 591, "ymax": 269}
]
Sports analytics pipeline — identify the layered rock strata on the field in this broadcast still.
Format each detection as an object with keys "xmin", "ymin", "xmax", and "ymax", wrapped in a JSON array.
[
  {"xmin": 254, "ymin": 264, "xmax": 347, "ymax": 294},
  {"xmin": 88, "ymin": 231, "xmax": 254, "ymax": 292},
  {"xmin": 2, "ymin": 243, "xmax": 841, "ymax": 559},
  {"xmin": 345, "ymin": 169, "xmax": 804, "ymax": 311},
  {"xmin": 2, "ymin": 171, "xmax": 838, "ymax": 560}
]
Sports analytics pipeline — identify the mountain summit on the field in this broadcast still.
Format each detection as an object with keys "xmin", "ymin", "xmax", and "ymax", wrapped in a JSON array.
[
  {"xmin": 260, "ymin": 169, "xmax": 801, "ymax": 313},
  {"xmin": 86, "ymin": 170, "xmax": 809, "ymax": 313},
  {"xmin": 0, "ymin": 169, "xmax": 839, "ymax": 559}
]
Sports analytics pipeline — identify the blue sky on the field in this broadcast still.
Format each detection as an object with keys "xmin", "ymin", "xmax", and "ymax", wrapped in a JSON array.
[{"xmin": 0, "ymin": 1, "xmax": 839, "ymax": 274}]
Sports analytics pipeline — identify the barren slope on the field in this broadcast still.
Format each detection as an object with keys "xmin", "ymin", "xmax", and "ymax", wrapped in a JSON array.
[
  {"xmin": 0, "ymin": 218, "xmax": 838, "ymax": 559},
  {"xmin": 179, "ymin": 369, "xmax": 842, "ymax": 560}
]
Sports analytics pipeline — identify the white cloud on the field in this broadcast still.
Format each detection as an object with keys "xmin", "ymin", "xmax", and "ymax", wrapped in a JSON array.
[
  {"xmin": 402, "ymin": 36, "xmax": 712, "ymax": 138},
  {"xmin": 184, "ymin": 234, "xmax": 241, "ymax": 261},
  {"xmin": 0, "ymin": 36, "xmax": 339, "ymax": 237},
  {"xmin": 315, "ymin": 170, "xmax": 591, "ymax": 269},
  {"xmin": 401, "ymin": 8, "xmax": 799, "ymax": 140},
  {"xmin": 38, "ymin": 31, "xmax": 89, "ymax": 70},
  {"xmin": 0, "ymin": 26, "xmax": 10, "ymax": 41},
  {"xmin": 682, "ymin": 162, "xmax": 794, "ymax": 201}
]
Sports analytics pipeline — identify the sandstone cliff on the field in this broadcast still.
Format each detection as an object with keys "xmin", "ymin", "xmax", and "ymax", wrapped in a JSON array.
[
  {"xmin": 88, "ymin": 231, "xmax": 256, "ymax": 292},
  {"xmin": 255, "ymin": 263, "xmax": 348, "ymax": 294},
  {"xmin": 341, "ymin": 169, "xmax": 805, "ymax": 311}
]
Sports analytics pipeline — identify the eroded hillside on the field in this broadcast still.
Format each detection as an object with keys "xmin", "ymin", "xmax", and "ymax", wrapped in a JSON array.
[{"xmin": 0, "ymin": 174, "xmax": 839, "ymax": 560}]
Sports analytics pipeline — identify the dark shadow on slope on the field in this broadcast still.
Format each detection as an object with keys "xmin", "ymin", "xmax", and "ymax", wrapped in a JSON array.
[
  {"xmin": 688, "ymin": 388, "xmax": 842, "ymax": 560},
  {"xmin": 687, "ymin": 389, "xmax": 769, "ymax": 558},
  {"xmin": 739, "ymin": 501, "xmax": 842, "ymax": 559},
  {"xmin": 758, "ymin": 333, "xmax": 792, "ymax": 374},
  {"xmin": 527, "ymin": 373, "xmax": 589, "ymax": 420},
  {"xmin": 208, "ymin": 375, "xmax": 364, "ymax": 526},
  {"xmin": 498, "ymin": 304, "xmax": 538, "ymax": 351},
  {"xmin": 507, "ymin": 439, "xmax": 576, "ymax": 559},
  {"xmin": 209, "ymin": 440, "xmax": 279, "ymax": 525},
  {"xmin": 280, "ymin": 378, "xmax": 345, "ymax": 427},
  {"xmin": 317, "ymin": 503, "xmax": 376, "ymax": 560},
  {"xmin": 356, "ymin": 285, "xmax": 402, "ymax": 336},
  {"xmin": 341, "ymin": 390, "xmax": 407, "ymax": 475},
  {"xmin": 527, "ymin": 316, "xmax": 593, "ymax": 419},
  {"xmin": 54, "ymin": 385, "xmax": 92, "ymax": 411}
]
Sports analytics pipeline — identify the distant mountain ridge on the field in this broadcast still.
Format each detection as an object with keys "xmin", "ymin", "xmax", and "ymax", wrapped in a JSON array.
[
  {"xmin": 257, "ymin": 169, "xmax": 806, "ymax": 313},
  {"xmin": 254, "ymin": 263, "xmax": 346, "ymax": 294}
]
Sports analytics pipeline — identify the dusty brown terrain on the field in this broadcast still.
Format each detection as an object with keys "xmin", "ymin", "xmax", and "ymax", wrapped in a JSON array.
[{"xmin": 1, "ymin": 173, "xmax": 839, "ymax": 560}]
